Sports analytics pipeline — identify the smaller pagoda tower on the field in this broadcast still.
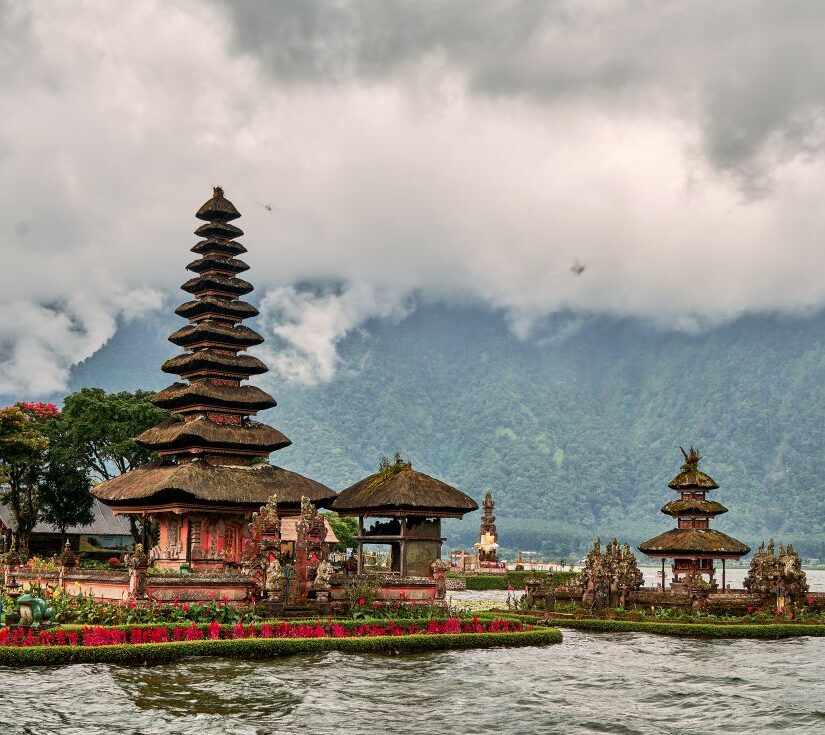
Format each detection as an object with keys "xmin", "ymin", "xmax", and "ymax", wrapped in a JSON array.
[
  {"xmin": 474, "ymin": 491, "xmax": 499, "ymax": 564},
  {"xmin": 639, "ymin": 448, "xmax": 749, "ymax": 591}
]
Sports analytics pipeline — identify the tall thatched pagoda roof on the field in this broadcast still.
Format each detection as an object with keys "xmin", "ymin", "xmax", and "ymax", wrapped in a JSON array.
[
  {"xmin": 92, "ymin": 187, "xmax": 334, "ymax": 511},
  {"xmin": 331, "ymin": 458, "xmax": 478, "ymax": 518}
]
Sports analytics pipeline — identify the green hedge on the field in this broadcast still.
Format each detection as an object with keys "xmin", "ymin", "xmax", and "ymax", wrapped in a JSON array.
[
  {"xmin": 0, "ymin": 629, "xmax": 560, "ymax": 666},
  {"xmin": 556, "ymin": 619, "xmax": 825, "ymax": 639},
  {"xmin": 457, "ymin": 571, "xmax": 578, "ymax": 591}
]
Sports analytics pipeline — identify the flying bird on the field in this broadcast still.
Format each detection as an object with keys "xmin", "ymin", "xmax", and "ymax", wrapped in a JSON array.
[
  {"xmin": 571, "ymin": 260, "xmax": 586, "ymax": 276},
  {"xmin": 256, "ymin": 201, "xmax": 278, "ymax": 212}
]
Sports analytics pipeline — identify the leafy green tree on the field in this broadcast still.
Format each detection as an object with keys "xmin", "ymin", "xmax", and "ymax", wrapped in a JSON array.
[
  {"xmin": 61, "ymin": 388, "xmax": 169, "ymax": 478},
  {"xmin": 0, "ymin": 404, "xmax": 50, "ymax": 554},
  {"xmin": 59, "ymin": 388, "xmax": 170, "ymax": 545},
  {"xmin": 37, "ymin": 417, "xmax": 94, "ymax": 540},
  {"xmin": 323, "ymin": 511, "xmax": 359, "ymax": 552}
]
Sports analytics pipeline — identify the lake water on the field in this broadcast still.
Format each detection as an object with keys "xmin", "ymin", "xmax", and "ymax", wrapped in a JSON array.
[
  {"xmin": 1, "ymin": 628, "xmax": 824, "ymax": 734},
  {"xmin": 1, "ymin": 570, "xmax": 823, "ymax": 734}
]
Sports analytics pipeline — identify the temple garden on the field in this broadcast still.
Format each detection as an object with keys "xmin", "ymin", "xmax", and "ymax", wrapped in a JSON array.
[{"xmin": 2, "ymin": 191, "xmax": 824, "ymax": 667}]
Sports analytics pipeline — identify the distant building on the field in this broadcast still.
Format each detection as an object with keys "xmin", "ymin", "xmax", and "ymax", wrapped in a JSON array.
[
  {"xmin": 639, "ymin": 447, "xmax": 750, "ymax": 590},
  {"xmin": 0, "ymin": 499, "xmax": 133, "ymax": 558}
]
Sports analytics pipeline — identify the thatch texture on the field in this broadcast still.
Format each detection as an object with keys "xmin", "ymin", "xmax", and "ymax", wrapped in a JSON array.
[
  {"xmin": 194, "ymin": 222, "xmax": 244, "ymax": 239},
  {"xmin": 168, "ymin": 322, "xmax": 264, "ymax": 348},
  {"xmin": 174, "ymin": 297, "xmax": 259, "ymax": 322},
  {"xmin": 152, "ymin": 381, "xmax": 276, "ymax": 411},
  {"xmin": 195, "ymin": 187, "xmax": 241, "ymax": 222},
  {"xmin": 668, "ymin": 469, "xmax": 719, "ymax": 490},
  {"xmin": 191, "ymin": 238, "xmax": 247, "ymax": 256},
  {"xmin": 186, "ymin": 255, "xmax": 249, "ymax": 275},
  {"xmin": 331, "ymin": 464, "xmax": 478, "ymax": 517},
  {"xmin": 181, "ymin": 274, "xmax": 253, "ymax": 297},
  {"xmin": 162, "ymin": 350, "xmax": 267, "ymax": 377},
  {"xmin": 91, "ymin": 459, "xmax": 335, "ymax": 507},
  {"xmin": 639, "ymin": 528, "xmax": 750, "ymax": 556},
  {"xmin": 661, "ymin": 499, "xmax": 728, "ymax": 517},
  {"xmin": 135, "ymin": 416, "xmax": 291, "ymax": 452}
]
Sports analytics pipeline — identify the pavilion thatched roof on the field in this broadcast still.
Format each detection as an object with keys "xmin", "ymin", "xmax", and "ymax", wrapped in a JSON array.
[
  {"xmin": 92, "ymin": 459, "xmax": 334, "ymax": 508},
  {"xmin": 331, "ymin": 461, "xmax": 478, "ymax": 517},
  {"xmin": 639, "ymin": 528, "xmax": 749, "ymax": 557}
]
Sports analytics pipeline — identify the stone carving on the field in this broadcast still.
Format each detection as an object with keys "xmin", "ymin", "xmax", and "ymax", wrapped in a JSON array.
[
  {"xmin": 580, "ymin": 537, "xmax": 643, "ymax": 610},
  {"xmin": 430, "ymin": 559, "xmax": 450, "ymax": 600},
  {"xmin": 59, "ymin": 540, "xmax": 78, "ymax": 569},
  {"xmin": 296, "ymin": 496, "xmax": 327, "ymax": 602},
  {"xmin": 744, "ymin": 539, "xmax": 808, "ymax": 606},
  {"xmin": 243, "ymin": 493, "xmax": 283, "ymax": 596},
  {"xmin": 315, "ymin": 558, "xmax": 334, "ymax": 590},
  {"xmin": 264, "ymin": 556, "xmax": 283, "ymax": 600},
  {"xmin": 125, "ymin": 543, "xmax": 150, "ymax": 599}
]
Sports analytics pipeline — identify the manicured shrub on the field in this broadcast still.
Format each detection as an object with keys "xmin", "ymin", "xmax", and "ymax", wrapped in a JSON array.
[
  {"xmin": 0, "ymin": 628, "xmax": 560, "ymax": 666},
  {"xmin": 555, "ymin": 619, "xmax": 825, "ymax": 639}
]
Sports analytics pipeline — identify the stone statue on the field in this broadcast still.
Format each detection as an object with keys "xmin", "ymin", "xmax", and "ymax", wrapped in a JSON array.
[
  {"xmin": 314, "ymin": 558, "xmax": 334, "ymax": 590},
  {"xmin": 265, "ymin": 556, "xmax": 283, "ymax": 599}
]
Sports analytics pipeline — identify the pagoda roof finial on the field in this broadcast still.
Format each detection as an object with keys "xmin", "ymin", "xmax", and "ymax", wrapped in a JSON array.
[
  {"xmin": 680, "ymin": 446, "xmax": 701, "ymax": 472},
  {"xmin": 213, "ymin": 186, "xmax": 224, "ymax": 198}
]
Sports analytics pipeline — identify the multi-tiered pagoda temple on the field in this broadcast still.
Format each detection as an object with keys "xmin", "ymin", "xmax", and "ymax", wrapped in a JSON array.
[
  {"xmin": 93, "ymin": 188, "xmax": 334, "ymax": 571},
  {"xmin": 639, "ymin": 448, "xmax": 749, "ymax": 590}
]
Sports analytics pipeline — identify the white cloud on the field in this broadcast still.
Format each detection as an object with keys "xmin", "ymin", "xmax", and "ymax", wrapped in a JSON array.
[
  {"xmin": 3, "ymin": 2, "xmax": 825, "ymax": 393},
  {"xmin": 255, "ymin": 284, "xmax": 412, "ymax": 384}
]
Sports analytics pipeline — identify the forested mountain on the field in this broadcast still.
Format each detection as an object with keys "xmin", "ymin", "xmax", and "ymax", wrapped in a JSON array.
[{"xmin": 11, "ymin": 306, "xmax": 825, "ymax": 559}]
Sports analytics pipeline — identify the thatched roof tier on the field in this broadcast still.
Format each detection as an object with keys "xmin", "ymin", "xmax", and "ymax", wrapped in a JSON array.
[
  {"xmin": 186, "ymin": 255, "xmax": 249, "ymax": 276},
  {"xmin": 152, "ymin": 381, "xmax": 276, "ymax": 412},
  {"xmin": 639, "ymin": 528, "xmax": 750, "ymax": 557},
  {"xmin": 194, "ymin": 221, "xmax": 244, "ymax": 239},
  {"xmin": 661, "ymin": 499, "xmax": 728, "ymax": 517},
  {"xmin": 191, "ymin": 238, "xmax": 247, "ymax": 257},
  {"xmin": 181, "ymin": 274, "xmax": 253, "ymax": 297},
  {"xmin": 174, "ymin": 297, "xmax": 259, "ymax": 322},
  {"xmin": 668, "ymin": 448, "xmax": 719, "ymax": 490},
  {"xmin": 135, "ymin": 416, "xmax": 290, "ymax": 453},
  {"xmin": 196, "ymin": 187, "xmax": 241, "ymax": 222},
  {"xmin": 331, "ymin": 463, "xmax": 478, "ymax": 518},
  {"xmin": 91, "ymin": 459, "xmax": 335, "ymax": 507},
  {"xmin": 168, "ymin": 322, "xmax": 264, "ymax": 349},
  {"xmin": 162, "ymin": 350, "xmax": 268, "ymax": 378},
  {"xmin": 668, "ymin": 469, "xmax": 719, "ymax": 491}
]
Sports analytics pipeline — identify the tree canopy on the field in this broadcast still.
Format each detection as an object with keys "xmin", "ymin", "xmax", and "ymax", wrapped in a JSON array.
[{"xmin": 60, "ymin": 388, "xmax": 170, "ymax": 481}]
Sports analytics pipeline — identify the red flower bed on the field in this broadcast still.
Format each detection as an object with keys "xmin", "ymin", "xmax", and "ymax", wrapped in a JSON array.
[{"xmin": 0, "ymin": 618, "xmax": 526, "ymax": 648}]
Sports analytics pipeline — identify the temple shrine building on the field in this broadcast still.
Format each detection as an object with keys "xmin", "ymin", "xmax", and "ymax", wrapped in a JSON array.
[
  {"xmin": 92, "ymin": 188, "xmax": 335, "ymax": 571},
  {"xmin": 331, "ymin": 457, "xmax": 478, "ymax": 577},
  {"xmin": 639, "ymin": 448, "xmax": 750, "ymax": 590}
]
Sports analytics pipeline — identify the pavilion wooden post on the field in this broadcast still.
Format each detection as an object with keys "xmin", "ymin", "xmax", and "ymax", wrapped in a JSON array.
[
  {"xmin": 357, "ymin": 516, "xmax": 364, "ymax": 574},
  {"xmin": 661, "ymin": 558, "xmax": 666, "ymax": 591},
  {"xmin": 722, "ymin": 558, "xmax": 726, "ymax": 590},
  {"xmin": 399, "ymin": 518, "xmax": 407, "ymax": 577}
]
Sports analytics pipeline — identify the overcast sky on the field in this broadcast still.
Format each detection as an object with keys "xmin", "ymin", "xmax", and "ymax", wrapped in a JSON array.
[{"xmin": 3, "ymin": 1, "xmax": 825, "ymax": 394}]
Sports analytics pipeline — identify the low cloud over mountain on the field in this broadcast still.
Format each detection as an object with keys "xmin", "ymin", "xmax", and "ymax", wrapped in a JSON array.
[{"xmin": 4, "ymin": 1, "xmax": 825, "ymax": 392}]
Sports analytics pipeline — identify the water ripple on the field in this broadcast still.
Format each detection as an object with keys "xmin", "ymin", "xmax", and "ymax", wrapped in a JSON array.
[{"xmin": 0, "ymin": 632, "xmax": 824, "ymax": 734}]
